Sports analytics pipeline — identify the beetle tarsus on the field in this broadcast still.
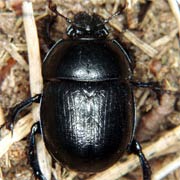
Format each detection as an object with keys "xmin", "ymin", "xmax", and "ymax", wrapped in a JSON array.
[
  {"xmin": 128, "ymin": 139, "xmax": 151, "ymax": 180},
  {"xmin": 6, "ymin": 94, "xmax": 42, "ymax": 134},
  {"xmin": 29, "ymin": 122, "xmax": 47, "ymax": 180}
]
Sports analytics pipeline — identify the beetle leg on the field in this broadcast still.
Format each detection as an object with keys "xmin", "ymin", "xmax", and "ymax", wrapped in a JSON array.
[
  {"xmin": 131, "ymin": 81, "xmax": 162, "ymax": 91},
  {"xmin": 43, "ymin": 14, "xmax": 56, "ymax": 50},
  {"xmin": 6, "ymin": 94, "xmax": 42, "ymax": 134},
  {"xmin": 131, "ymin": 81, "xmax": 163, "ymax": 103},
  {"xmin": 127, "ymin": 139, "xmax": 151, "ymax": 180},
  {"xmin": 131, "ymin": 81, "xmax": 179, "ymax": 94},
  {"xmin": 29, "ymin": 121, "xmax": 47, "ymax": 180},
  {"xmin": 131, "ymin": 81, "xmax": 180, "ymax": 103}
]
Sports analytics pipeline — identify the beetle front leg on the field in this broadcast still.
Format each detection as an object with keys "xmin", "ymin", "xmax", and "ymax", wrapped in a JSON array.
[
  {"xmin": 43, "ymin": 14, "xmax": 57, "ymax": 51},
  {"xmin": 127, "ymin": 139, "xmax": 151, "ymax": 180},
  {"xmin": 131, "ymin": 81, "xmax": 180, "ymax": 94},
  {"xmin": 131, "ymin": 81, "xmax": 180, "ymax": 102},
  {"xmin": 29, "ymin": 121, "xmax": 47, "ymax": 180},
  {"xmin": 6, "ymin": 94, "xmax": 42, "ymax": 133},
  {"xmin": 131, "ymin": 81, "xmax": 162, "ymax": 91}
]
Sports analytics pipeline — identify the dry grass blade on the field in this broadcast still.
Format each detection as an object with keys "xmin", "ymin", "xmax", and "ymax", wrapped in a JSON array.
[
  {"xmin": 22, "ymin": 1, "xmax": 43, "ymax": 96},
  {"xmin": 87, "ymin": 125, "xmax": 180, "ymax": 180},
  {"xmin": 0, "ymin": 167, "xmax": 4, "ymax": 180},
  {"xmin": 167, "ymin": 0, "xmax": 180, "ymax": 36},
  {"xmin": 0, "ymin": 106, "xmax": 5, "ymax": 127},
  {"xmin": 0, "ymin": 41, "xmax": 28, "ymax": 71},
  {"xmin": 22, "ymin": 1, "xmax": 52, "ymax": 180},
  {"xmin": 0, "ymin": 113, "xmax": 33, "ymax": 158},
  {"xmin": 151, "ymin": 28, "xmax": 178, "ymax": 48},
  {"xmin": 152, "ymin": 154, "xmax": 180, "ymax": 180},
  {"xmin": 123, "ymin": 30, "xmax": 158, "ymax": 58}
]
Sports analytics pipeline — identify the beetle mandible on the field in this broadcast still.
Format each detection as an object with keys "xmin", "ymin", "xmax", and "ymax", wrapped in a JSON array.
[{"xmin": 8, "ymin": 1, "xmax": 155, "ymax": 180}]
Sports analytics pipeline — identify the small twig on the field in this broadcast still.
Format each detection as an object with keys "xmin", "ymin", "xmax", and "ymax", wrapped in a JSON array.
[
  {"xmin": 0, "ymin": 40, "xmax": 28, "ymax": 71},
  {"xmin": 112, "ymin": 0, "xmax": 120, "ymax": 14},
  {"xmin": 123, "ymin": 30, "xmax": 158, "ymax": 58},
  {"xmin": 65, "ymin": 171, "xmax": 78, "ymax": 180},
  {"xmin": 13, "ymin": 43, "xmax": 27, "ymax": 52},
  {"xmin": 22, "ymin": 1, "xmax": 52, "ymax": 180},
  {"xmin": 156, "ymin": 42, "xmax": 173, "ymax": 60},
  {"xmin": 0, "ymin": 106, "xmax": 5, "ymax": 127},
  {"xmin": 87, "ymin": 125, "xmax": 180, "ymax": 180},
  {"xmin": 152, "ymin": 154, "xmax": 180, "ymax": 180},
  {"xmin": 0, "ymin": 50, "xmax": 9, "ymax": 64},
  {"xmin": 167, "ymin": 0, "xmax": 180, "ymax": 36},
  {"xmin": 0, "ymin": 113, "xmax": 33, "ymax": 158},
  {"xmin": 136, "ymin": 90, "xmax": 150, "ymax": 110},
  {"xmin": 155, "ymin": 142, "xmax": 180, "ymax": 157},
  {"xmin": 0, "ymin": 167, "xmax": 4, "ymax": 180},
  {"xmin": 5, "ymin": 152, "xmax": 11, "ymax": 168},
  {"xmin": 151, "ymin": 28, "xmax": 179, "ymax": 48},
  {"xmin": 125, "ymin": 0, "xmax": 139, "ymax": 29}
]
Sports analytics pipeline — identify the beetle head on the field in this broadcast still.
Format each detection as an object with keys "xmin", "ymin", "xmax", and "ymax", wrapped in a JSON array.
[
  {"xmin": 48, "ymin": 0, "xmax": 124, "ymax": 39},
  {"xmin": 66, "ymin": 12, "xmax": 109, "ymax": 39}
]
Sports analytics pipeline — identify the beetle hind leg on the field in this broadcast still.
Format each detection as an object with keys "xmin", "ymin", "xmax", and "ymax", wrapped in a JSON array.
[
  {"xmin": 29, "ymin": 121, "xmax": 47, "ymax": 180},
  {"xmin": 128, "ymin": 139, "xmax": 151, "ymax": 180},
  {"xmin": 5, "ymin": 94, "xmax": 41, "ymax": 134}
]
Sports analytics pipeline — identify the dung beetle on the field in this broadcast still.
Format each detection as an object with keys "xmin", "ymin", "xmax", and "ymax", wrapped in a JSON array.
[{"xmin": 8, "ymin": 1, "xmax": 155, "ymax": 180}]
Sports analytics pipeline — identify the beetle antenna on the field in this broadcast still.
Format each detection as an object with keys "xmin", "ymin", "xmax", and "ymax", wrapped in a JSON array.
[
  {"xmin": 48, "ymin": 0, "xmax": 72, "ymax": 24},
  {"xmin": 100, "ymin": 5, "xmax": 126, "ymax": 26},
  {"xmin": 103, "ymin": 11, "xmax": 121, "ymax": 24}
]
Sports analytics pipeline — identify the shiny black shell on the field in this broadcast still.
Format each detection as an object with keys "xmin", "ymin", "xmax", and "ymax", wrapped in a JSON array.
[
  {"xmin": 43, "ymin": 40, "xmax": 132, "ymax": 81},
  {"xmin": 40, "ymin": 39, "xmax": 135, "ymax": 172}
]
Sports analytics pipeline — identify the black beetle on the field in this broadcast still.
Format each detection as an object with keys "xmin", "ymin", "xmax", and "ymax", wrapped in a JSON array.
[{"xmin": 8, "ymin": 1, "xmax": 154, "ymax": 180}]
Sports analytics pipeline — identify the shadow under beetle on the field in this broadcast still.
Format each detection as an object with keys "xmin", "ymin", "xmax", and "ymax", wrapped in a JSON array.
[{"xmin": 8, "ymin": 1, "xmax": 157, "ymax": 180}]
